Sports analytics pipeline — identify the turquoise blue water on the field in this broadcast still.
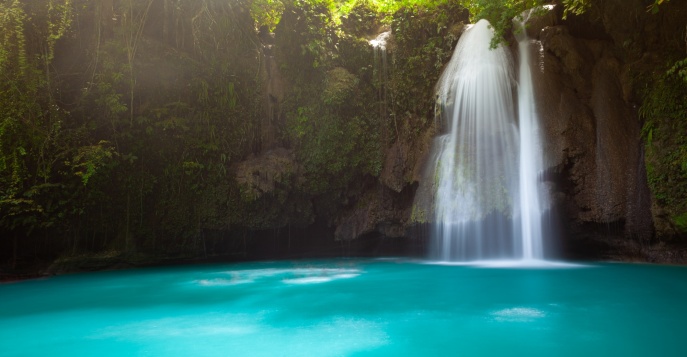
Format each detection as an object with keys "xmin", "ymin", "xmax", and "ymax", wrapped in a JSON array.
[{"xmin": 1, "ymin": 259, "xmax": 686, "ymax": 356}]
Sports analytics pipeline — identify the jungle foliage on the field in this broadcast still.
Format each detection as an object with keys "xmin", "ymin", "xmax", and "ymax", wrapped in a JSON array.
[
  {"xmin": 640, "ymin": 64, "xmax": 687, "ymax": 234},
  {"xmin": 0, "ymin": 0, "xmax": 266, "ymax": 264},
  {"xmin": 0, "ymin": 0, "xmax": 469, "ymax": 266},
  {"xmin": 631, "ymin": 0, "xmax": 687, "ymax": 234}
]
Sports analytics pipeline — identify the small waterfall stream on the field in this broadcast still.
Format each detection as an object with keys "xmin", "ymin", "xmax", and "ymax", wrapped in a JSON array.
[
  {"xmin": 430, "ymin": 17, "xmax": 549, "ymax": 262},
  {"xmin": 514, "ymin": 12, "xmax": 548, "ymax": 261},
  {"xmin": 370, "ymin": 31, "xmax": 392, "ymax": 129},
  {"xmin": 370, "ymin": 30, "xmax": 399, "ymax": 142}
]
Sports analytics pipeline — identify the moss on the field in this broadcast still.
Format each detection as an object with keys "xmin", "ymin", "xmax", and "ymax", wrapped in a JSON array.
[
  {"xmin": 640, "ymin": 67, "xmax": 687, "ymax": 233},
  {"xmin": 322, "ymin": 67, "xmax": 359, "ymax": 106},
  {"xmin": 410, "ymin": 204, "xmax": 428, "ymax": 223},
  {"xmin": 339, "ymin": 1, "xmax": 379, "ymax": 37},
  {"xmin": 337, "ymin": 35, "xmax": 374, "ymax": 79},
  {"xmin": 389, "ymin": 3, "xmax": 469, "ymax": 140},
  {"xmin": 674, "ymin": 212, "xmax": 687, "ymax": 233}
]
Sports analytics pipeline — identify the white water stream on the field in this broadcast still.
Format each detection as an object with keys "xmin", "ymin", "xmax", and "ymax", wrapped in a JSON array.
[{"xmin": 514, "ymin": 12, "xmax": 548, "ymax": 260}]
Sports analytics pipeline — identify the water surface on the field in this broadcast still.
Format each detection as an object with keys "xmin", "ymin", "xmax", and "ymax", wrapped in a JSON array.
[{"xmin": 1, "ymin": 259, "xmax": 685, "ymax": 356}]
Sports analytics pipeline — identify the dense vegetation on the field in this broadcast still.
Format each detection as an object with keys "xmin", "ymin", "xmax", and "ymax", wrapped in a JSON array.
[
  {"xmin": 0, "ymin": 0, "xmax": 685, "ymax": 270},
  {"xmin": 641, "ymin": 58, "xmax": 687, "ymax": 234},
  {"xmin": 0, "ymin": 0, "xmax": 469, "ymax": 268},
  {"xmin": 1, "ymin": 0, "xmax": 269, "ymax": 266}
]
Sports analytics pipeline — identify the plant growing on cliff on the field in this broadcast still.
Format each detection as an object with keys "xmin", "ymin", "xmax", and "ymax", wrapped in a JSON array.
[
  {"xmin": 456, "ymin": 0, "xmax": 667, "ymax": 47},
  {"xmin": 252, "ymin": 0, "xmax": 285, "ymax": 31},
  {"xmin": 560, "ymin": 0, "xmax": 590, "ymax": 18},
  {"xmin": 667, "ymin": 58, "xmax": 687, "ymax": 83},
  {"xmin": 647, "ymin": 0, "xmax": 669, "ymax": 14},
  {"xmin": 0, "ymin": 0, "xmax": 89, "ymax": 263},
  {"xmin": 640, "ymin": 67, "xmax": 687, "ymax": 233}
]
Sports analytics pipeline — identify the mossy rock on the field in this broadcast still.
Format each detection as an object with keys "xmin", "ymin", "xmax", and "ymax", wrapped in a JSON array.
[
  {"xmin": 674, "ymin": 212, "xmax": 687, "ymax": 233},
  {"xmin": 322, "ymin": 67, "xmax": 359, "ymax": 106}
]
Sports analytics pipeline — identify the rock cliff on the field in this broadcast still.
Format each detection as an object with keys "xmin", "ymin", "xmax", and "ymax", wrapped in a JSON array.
[{"xmin": 316, "ymin": 0, "xmax": 687, "ymax": 262}]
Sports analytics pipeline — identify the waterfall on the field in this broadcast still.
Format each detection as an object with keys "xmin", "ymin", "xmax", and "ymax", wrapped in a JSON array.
[
  {"xmin": 514, "ymin": 12, "xmax": 548, "ymax": 261},
  {"xmin": 430, "ymin": 18, "xmax": 548, "ymax": 262},
  {"xmin": 431, "ymin": 19, "xmax": 520, "ymax": 261}
]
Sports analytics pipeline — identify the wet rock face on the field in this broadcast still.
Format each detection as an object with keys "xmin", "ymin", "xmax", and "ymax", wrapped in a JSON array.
[
  {"xmin": 334, "ymin": 182, "xmax": 417, "ymax": 241},
  {"xmin": 234, "ymin": 148, "xmax": 315, "ymax": 229},
  {"xmin": 337, "ymin": 116, "xmax": 434, "ymax": 242},
  {"xmin": 235, "ymin": 148, "xmax": 297, "ymax": 200},
  {"xmin": 528, "ymin": 0, "xmax": 676, "ymax": 245},
  {"xmin": 379, "ymin": 123, "xmax": 435, "ymax": 194}
]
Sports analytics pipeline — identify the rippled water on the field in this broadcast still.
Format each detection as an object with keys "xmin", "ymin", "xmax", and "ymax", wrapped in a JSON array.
[{"xmin": 1, "ymin": 259, "xmax": 686, "ymax": 356}]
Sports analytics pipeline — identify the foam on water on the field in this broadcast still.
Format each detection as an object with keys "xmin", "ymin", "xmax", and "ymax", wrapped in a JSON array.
[
  {"xmin": 196, "ymin": 277, "xmax": 253, "ymax": 286},
  {"xmin": 283, "ymin": 273, "xmax": 360, "ymax": 284},
  {"xmin": 492, "ymin": 307, "xmax": 546, "ymax": 322},
  {"xmin": 196, "ymin": 267, "xmax": 363, "ymax": 286},
  {"xmin": 422, "ymin": 259, "xmax": 589, "ymax": 269},
  {"xmin": 94, "ymin": 314, "xmax": 260, "ymax": 339},
  {"xmin": 93, "ymin": 313, "xmax": 387, "ymax": 357}
]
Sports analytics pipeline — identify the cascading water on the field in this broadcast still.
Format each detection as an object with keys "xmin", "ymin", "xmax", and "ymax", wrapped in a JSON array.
[
  {"xmin": 432, "ymin": 19, "xmax": 520, "ymax": 261},
  {"xmin": 514, "ymin": 11, "xmax": 549, "ymax": 261},
  {"xmin": 430, "ymin": 17, "xmax": 549, "ymax": 262}
]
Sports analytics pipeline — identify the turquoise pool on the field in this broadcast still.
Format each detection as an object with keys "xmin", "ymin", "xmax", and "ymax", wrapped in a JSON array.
[{"xmin": 1, "ymin": 259, "xmax": 685, "ymax": 356}]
